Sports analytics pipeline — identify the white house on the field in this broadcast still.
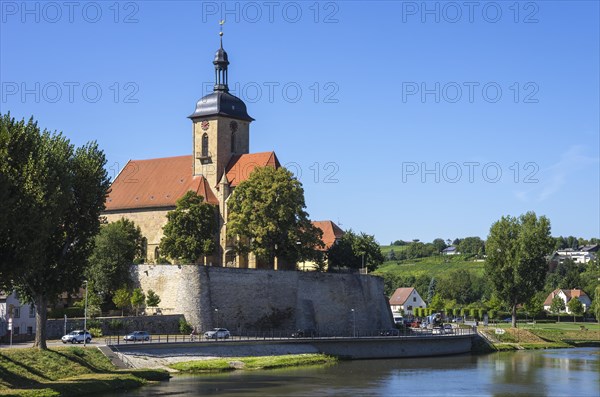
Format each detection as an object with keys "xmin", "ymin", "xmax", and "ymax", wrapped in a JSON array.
[
  {"xmin": 543, "ymin": 289, "xmax": 592, "ymax": 313},
  {"xmin": 389, "ymin": 287, "xmax": 426, "ymax": 315},
  {"xmin": 552, "ymin": 249, "xmax": 596, "ymax": 264},
  {"xmin": 442, "ymin": 246, "xmax": 459, "ymax": 255},
  {"xmin": 0, "ymin": 291, "xmax": 37, "ymax": 338}
]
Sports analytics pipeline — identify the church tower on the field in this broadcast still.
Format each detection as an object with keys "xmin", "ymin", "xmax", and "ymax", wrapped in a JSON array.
[{"xmin": 188, "ymin": 25, "xmax": 254, "ymax": 189}]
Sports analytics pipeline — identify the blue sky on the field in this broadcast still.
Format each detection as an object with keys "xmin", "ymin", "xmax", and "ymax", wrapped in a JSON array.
[{"xmin": 1, "ymin": 1, "xmax": 598, "ymax": 244}]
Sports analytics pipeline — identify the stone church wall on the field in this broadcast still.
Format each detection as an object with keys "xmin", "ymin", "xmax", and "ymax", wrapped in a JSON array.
[{"xmin": 132, "ymin": 265, "xmax": 394, "ymax": 335}]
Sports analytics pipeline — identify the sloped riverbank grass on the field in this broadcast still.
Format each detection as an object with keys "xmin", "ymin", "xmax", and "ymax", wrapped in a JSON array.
[
  {"xmin": 480, "ymin": 322, "xmax": 599, "ymax": 351},
  {"xmin": 0, "ymin": 347, "xmax": 169, "ymax": 396},
  {"xmin": 169, "ymin": 354, "xmax": 337, "ymax": 373}
]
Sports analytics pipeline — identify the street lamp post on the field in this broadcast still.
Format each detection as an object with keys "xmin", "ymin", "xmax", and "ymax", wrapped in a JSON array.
[
  {"xmin": 215, "ymin": 308, "xmax": 219, "ymax": 328},
  {"xmin": 351, "ymin": 308, "xmax": 356, "ymax": 337},
  {"xmin": 83, "ymin": 281, "xmax": 88, "ymax": 347}
]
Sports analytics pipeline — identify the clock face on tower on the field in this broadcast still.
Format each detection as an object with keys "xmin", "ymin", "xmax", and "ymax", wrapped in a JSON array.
[
  {"xmin": 201, "ymin": 120, "xmax": 210, "ymax": 131},
  {"xmin": 230, "ymin": 120, "xmax": 238, "ymax": 133}
]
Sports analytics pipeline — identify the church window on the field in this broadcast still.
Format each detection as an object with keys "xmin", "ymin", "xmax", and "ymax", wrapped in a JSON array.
[{"xmin": 201, "ymin": 133, "xmax": 209, "ymax": 157}]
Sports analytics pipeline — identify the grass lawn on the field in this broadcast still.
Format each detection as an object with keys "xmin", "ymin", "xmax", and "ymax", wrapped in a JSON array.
[
  {"xmin": 374, "ymin": 254, "xmax": 484, "ymax": 278},
  {"xmin": 169, "ymin": 354, "xmax": 337, "ymax": 373},
  {"xmin": 0, "ymin": 347, "xmax": 169, "ymax": 396}
]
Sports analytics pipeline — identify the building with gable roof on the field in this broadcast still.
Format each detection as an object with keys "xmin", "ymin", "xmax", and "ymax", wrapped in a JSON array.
[
  {"xmin": 389, "ymin": 287, "xmax": 427, "ymax": 315},
  {"xmin": 543, "ymin": 288, "xmax": 591, "ymax": 313},
  {"xmin": 104, "ymin": 33, "xmax": 321, "ymax": 270}
]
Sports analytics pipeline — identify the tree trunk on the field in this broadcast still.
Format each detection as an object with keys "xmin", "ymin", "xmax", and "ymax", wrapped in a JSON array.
[
  {"xmin": 511, "ymin": 304, "xmax": 517, "ymax": 328},
  {"xmin": 33, "ymin": 294, "xmax": 48, "ymax": 350}
]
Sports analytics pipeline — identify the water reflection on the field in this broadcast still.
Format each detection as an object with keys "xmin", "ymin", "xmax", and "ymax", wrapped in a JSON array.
[{"xmin": 100, "ymin": 348, "xmax": 599, "ymax": 397}]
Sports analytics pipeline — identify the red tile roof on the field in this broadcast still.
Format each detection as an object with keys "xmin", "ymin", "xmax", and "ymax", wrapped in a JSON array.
[
  {"xmin": 226, "ymin": 152, "xmax": 280, "ymax": 187},
  {"xmin": 105, "ymin": 155, "xmax": 218, "ymax": 211},
  {"xmin": 312, "ymin": 220, "xmax": 344, "ymax": 251},
  {"xmin": 389, "ymin": 288, "xmax": 416, "ymax": 305},
  {"xmin": 543, "ymin": 288, "xmax": 588, "ymax": 306}
]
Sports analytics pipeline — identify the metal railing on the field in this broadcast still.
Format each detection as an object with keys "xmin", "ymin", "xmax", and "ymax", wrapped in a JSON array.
[{"xmin": 104, "ymin": 327, "xmax": 476, "ymax": 346}]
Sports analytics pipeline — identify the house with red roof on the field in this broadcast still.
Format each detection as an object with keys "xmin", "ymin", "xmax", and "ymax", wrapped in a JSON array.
[
  {"xmin": 298, "ymin": 220, "xmax": 345, "ymax": 271},
  {"xmin": 389, "ymin": 287, "xmax": 427, "ymax": 315},
  {"xmin": 104, "ymin": 35, "xmax": 324, "ymax": 270},
  {"xmin": 543, "ymin": 289, "xmax": 591, "ymax": 313}
]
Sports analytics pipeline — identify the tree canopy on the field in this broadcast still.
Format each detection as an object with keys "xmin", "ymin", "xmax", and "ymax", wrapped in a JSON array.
[
  {"xmin": 86, "ymin": 218, "xmax": 145, "ymax": 294},
  {"xmin": 0, "ymin": 114, "xmax": 110, "ymax": 348},
  {"xmin": 226, "ymin": 166, "xmax": 323, "ymax": 268},
  {"xmin": 485, "ymin": 212, "xmax": 553, "ymax": 327},
  {"xmin": 159, "ymin": 191, "xmax": 218, "ymax": 264},
  {"xmin": 327, "ymin": 230, "xmax": 384, "ymax": 272}
]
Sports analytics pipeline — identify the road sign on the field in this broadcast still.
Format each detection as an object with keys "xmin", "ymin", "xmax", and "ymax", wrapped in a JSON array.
[
  {"xmin": 7, "ymin": 318, "xmax": 12, "ymax": 331},
  {"xmin": 495, "ymin": 328, "xmax": 505, "ymax": 335}
]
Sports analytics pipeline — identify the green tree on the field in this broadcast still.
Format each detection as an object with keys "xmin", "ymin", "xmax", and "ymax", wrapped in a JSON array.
[
  {"xmin": 432, "ymin": 238, "xmax": 447, "ymax": 253},
  {"xmin": 567, "ymin": 298, "xmax": 584, "ymax": 322},
  {"xmin": 146, "ymin": 289, "xmax": 161, "ymax": 308},
  {"xmin": 429, "ymin": 294, "xmax": 445, "ymax": 312},
  {"xmin": 427, "ymin": 277, "xmax": 437, "ymax": 303},
  {"xmin": 112, "ymin": 287, "xmax": 131, "ymax": 316},
  {"xmin": 227, "ymin": 167, "xmax": 323, "ymax": 268},
  {"xmin": 591, "ymin": 286, "xmax": 600, "ymax": 322},
  {"xmin": 328, "ymin": 230, "xmax": 384, "ymax": 272},
  {"xmin": 87, "ymin": 218, "xmax": 145, "ymax": 295},
  {"xmin": 160, "ymin": 191, "xmax": 218, "ymax": 264},
  {"xmin": 485, "ymin": 212, "xmax": 553, "ymax": 327},
  {"xmin": 437, "ymin": 269, "xmax": 476, "ymax": 304},
  {"xmin": 458, "ymin": 236, "xmax": 485, "ymax": 255},
  {"xmin": 387, "ymin": 249, "xmax": 396, "ymax": 261},
  {"xmin": 550, "ymin": 296, "xmax": 566, "ymax": 322},
  {"xmin": 0, "ymin": 114, "xmax": 110, "ymax": 349},
  {"xmin": 131, "ymin": 288, "xmax": 146, "ymax": 316},
  {"xmin": 523, "ymin": 293, "xmax": 545, "ymax": 320}
]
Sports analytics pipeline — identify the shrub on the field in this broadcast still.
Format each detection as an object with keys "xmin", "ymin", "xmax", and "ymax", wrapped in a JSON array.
[
  {"xmin": 469, "ymin": 308, "xmax": 477, "ymax": 319},
  {"xmin": 453, "ymin": 308, "xmax": 460, "ymax": 317},
  {"xmin": 179, "ymin": 318, "xmax": 193, "ymax": 334},
  {"xmin": 478, "ymin": 309, "xmax": 485, "ymax": 320},
  {"xmin": 108, "ymin": 319, "xmax": 124, "ymax": 332},
  {"xmin": 88, "ymin": 327, "xmax": 103, "ymax": 337}
]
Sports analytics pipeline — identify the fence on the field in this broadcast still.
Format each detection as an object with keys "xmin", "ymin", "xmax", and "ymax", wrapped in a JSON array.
[{"xmin": 104, "ymin": 327, "xmax": 476, "ymax": 346}]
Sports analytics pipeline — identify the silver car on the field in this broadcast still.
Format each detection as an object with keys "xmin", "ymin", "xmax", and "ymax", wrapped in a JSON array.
[
  {"xmin": 124, "ymin": 331, "xmax": 151, "ymax": 341},
  {"xmin": 61, "ymin": 330, "xmax": 92, "ymax": 344},
  {"xmin": 204, "ymin": 328, "xmax": 230, "ymax": 339}
]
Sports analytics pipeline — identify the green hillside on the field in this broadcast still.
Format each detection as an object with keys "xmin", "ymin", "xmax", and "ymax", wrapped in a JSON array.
[{"xmin": 375, "ymin": 255, "xmax": 485, "ymax": 279}]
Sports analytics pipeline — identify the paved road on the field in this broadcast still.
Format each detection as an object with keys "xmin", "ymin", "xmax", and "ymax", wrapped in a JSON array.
[{"xmin": 0, "ymin": 340, "xmax": 106, "ymax": 349}]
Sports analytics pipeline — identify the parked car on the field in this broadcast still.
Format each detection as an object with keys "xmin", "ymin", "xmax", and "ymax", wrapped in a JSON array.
[
  {"xmin": 204, "ymin": 328, "xmax": 230, "ymax": 339},
  {"xmin": 443, "ymin": 324, "xmax": 454, "ymax": 334},
  {"xmin": 61, "ymin": 330, "xmax": 92, "ymax": 344},
  {"xmin": 452, "ymin": 317, "xmax": 463, "ymax": 323},
  {"xmin": 291, "ymin": 329, "xmax": 316, "ymax": 338},
  {"xmin": 124, "ymin": 331, "xmax": 151, "ymax": 341}
]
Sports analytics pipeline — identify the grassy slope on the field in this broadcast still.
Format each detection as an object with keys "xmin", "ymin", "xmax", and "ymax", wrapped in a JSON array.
[
  {"xmin": 479, "ymin": 322, "xmax": 600, "ymax": 351},
  {"xmin": 0, "ymin": 347, "xmax": 169, "ymax": 397},
  {"xmin": 375, "ymin": 249, "xmax": 484, "ymax": 278},
  {"xmin": 170, "ymin": 354, "xmax": 337, "ymax": 373}
]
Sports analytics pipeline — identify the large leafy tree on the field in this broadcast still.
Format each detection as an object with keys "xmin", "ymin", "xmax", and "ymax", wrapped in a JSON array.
[
  {"xmin": 0, "ymin": 114, "xmax": 110, "ymax": 349},
  {"xmin": 458, "ymin": 236, "xmax": 485, "ymax": 256},
  {"xmin": 550, "ymin": 296, "xmax": 565, "ymax": 322},
  {"xmin": 159, "ymin": 191, "xmax": 217, "ymax": 264},
  {"xmin": 567, "ymin": 298, "xmax": 584, "ymax": 322},
  {"xmin": 86, "ymin": 218, "xmax": 145, "ymax": 294},
  {"xmin": 227, "ymin": 166, "xmax": 323, "ymax": 268},
  {"xmin": 327, "ymin": 230, "xmax": 384, "ymax": 272},
  {"xmin": 485, "ymin": 212, "xmax": 553, "ymax": 327}
]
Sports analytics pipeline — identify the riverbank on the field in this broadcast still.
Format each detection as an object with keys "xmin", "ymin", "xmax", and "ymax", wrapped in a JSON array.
[
  {"xmin": 0, "ymin": 346, "xmax": 169, "ymax": 397},
  {"xmin": 169, "ymin": 353, "xmax": 337, "ymax": 373},
  {"xmin": 478, "ymin": 322, "xmax": 600, "ymax": 352}
]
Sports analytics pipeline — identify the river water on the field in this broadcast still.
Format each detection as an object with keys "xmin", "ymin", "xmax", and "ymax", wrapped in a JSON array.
[{"xmin": 103, "ymin": 348, "xmax": 599, "ymax": 396}]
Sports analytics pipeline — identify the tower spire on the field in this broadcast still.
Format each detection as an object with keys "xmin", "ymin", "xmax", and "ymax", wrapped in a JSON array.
[{"xmin": 213, "ymin": 20, "xmax": 229, "ymax": 92}]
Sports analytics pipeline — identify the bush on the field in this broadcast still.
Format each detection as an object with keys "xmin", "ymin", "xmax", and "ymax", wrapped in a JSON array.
[
  {"xmin": 88, "ymin": 327, "xmax": 103, "ymax": 337},
  {"xmin": 469, "ymin": 308, "xmax": 477, "ymax": 319},
  {"xmin": 179, "ymin": 318, "xmax": 193, "ymax": 334},
  {"xmin": 108, "ymin": 319, "xmax": 125, "ymax": 332},
  {"xmin": 478, "ymin": 309, "xmax": 485, "ymax": 320}
]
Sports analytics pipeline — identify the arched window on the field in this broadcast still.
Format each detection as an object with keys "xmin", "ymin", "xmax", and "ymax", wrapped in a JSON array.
[
  {"xmin": 231, "ymin": 131, "xmax": 236, "ymax": 153},
  {"xmin": 201, "ymin": 133, "xmax": 209, "ymax": 157}
]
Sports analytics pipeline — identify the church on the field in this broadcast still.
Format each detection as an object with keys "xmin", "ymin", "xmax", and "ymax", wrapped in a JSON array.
[{"xmin": 104, "ymin": 31, "xmax": 342, "ymax": 269}]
